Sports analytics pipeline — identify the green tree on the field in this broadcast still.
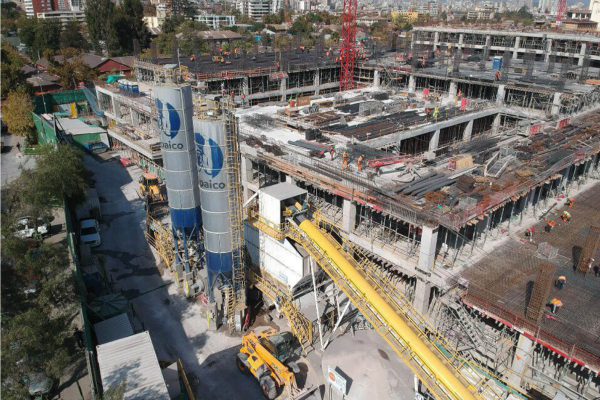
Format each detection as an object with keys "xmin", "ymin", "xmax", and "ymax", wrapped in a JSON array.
[
  {"xmin": 85, "ymin": 0, "xmax": 115, "ymax": 52},
  {"xmin": 1, "ymin": 2, "xmax": 23, "ymax": 34},
  {"xmin": 1, "ymin": 43, "xmax": 31, "ymax": 98},
  {"xmin": 34, "ymin": 19, "xmax": 61, "ymax": 56},
  {"xmin": 1, "ymin": 309, "xmax": 71, "ymax": 382},
  {"xmin": 123, "ymin": 0, "xmax": 150, "ymax": 48},
  {"xmin": 60, "ymin": 21, "xmax": 89, "ymax": 50},
  {"xmin": 3, "ymin": 90, "xmax": 35, "ymax": 142},
  {"xmin": 21, "ymin": 145, "xmax": 88, "ymax": 208},
  {"xmin": 162, "ymin": 15, "xmax": 185, "ymax": 34},
  {"xmin": 47, "ymin": 49, "xmax": 96, "ymax": 89}
]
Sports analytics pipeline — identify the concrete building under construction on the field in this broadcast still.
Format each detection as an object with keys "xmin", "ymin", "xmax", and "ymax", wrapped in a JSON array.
[{"xmin": 93, "ymin": 27, "xmax": 600, "ymax": 400}]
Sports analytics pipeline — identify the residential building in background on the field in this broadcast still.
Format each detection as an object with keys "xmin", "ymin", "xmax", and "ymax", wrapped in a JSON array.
[
  {"xmin": 194, "ymin": 14, "xmax": 236, "ymax": 29},
  {"xmin": 236, "ymin": 0, "xmax": 282, "ymax": 21},
  {"xmin": 591, "ymin": 0, "xmax": 600, "ymax": 29}
]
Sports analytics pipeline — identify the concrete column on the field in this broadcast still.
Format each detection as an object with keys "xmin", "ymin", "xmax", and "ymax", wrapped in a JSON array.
[
  {"xmin": 285, "ymin": 174, "xmax": 296, "ymax": 185},
  {"xmin": 545, "ymin": 39, "xmax": 552, "ymax": 63},
  {"xmin": 342, "ymin": 199, "xmax": 357, "ymax": 233},
  {"xmin": 513, "ymin": 36, "xmax": 521, "ymax": 59},
  {"xmin": 448, "ymin": 81, "xmax": 457, "ymax": 100},
  {"xmin": 418, "ymin": 225, "xmax": 439, "ymax": 272},
  {"xmin": 280, "ymin": 78, "xmax": 287, "ymax": 102},
  {"xmin": 373, "ymin": 70, "xmax": 381, "ymax": 88},
  {"xmin": 507, "ymin": 333, "xmax": 534, "ymax": 388},
  {"xmin": 313, "ymin": 70, "xmax": 320, "ymax": 95},
  {"xmin": 428, "ymin": 130, "xmax": 440, "ymax": 152},
  {"xmin": 242, "ymin": 77, "xmax": 249, "ymax": 97},
  {"xmin": 463, "ymin": 119, "xmax": 473, "ymax": 142},
  {"xmin": 433, "ymin": 31, "xmax": 440, "ymax": 51},
  {"xmin": 496, "ymin": 84, "xmax": 505, "ymax": 105},
  {"xmin": 408, "ymin": 75, "xmax": 416, "ymax": 93},
  {"xmin": 458, "ymin": 33, "xmax": 464, "ymax": 47},
  {"xmin": 551, "ymin": 92, "xmax": 562, "ymax": 117},
  {"xmin": 492, "ymin": 113, "xmax": 501, "ymax": 134},
  {"xmin": 413, "ymin": 279, "xmax": 432, "ymax": 314},
  {"xmin": 578, "ymin": 43, "xmax": 587, "ymax": 67},
  {"xmin": 485, "ymin": 35, "xmax": 491, "ymax": 47}
]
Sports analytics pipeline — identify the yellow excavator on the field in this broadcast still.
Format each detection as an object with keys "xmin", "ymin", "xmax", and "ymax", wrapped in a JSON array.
[
  {"xmin": 237, "ymin": 329, "xmax": 301, "ymax": 399},
  {"xmin": 139, "ymin": 173, "xmax": 165, "ymax": 203}
]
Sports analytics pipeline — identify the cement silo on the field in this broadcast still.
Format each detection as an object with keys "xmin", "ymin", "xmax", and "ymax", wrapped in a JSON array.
[
  {"xmin": 154, "ymin": 85, "xmax": 202, "ymax": 295},
  {"xmin": 194, "ymin": 117, "xmax": 245, "ymax": 312}
]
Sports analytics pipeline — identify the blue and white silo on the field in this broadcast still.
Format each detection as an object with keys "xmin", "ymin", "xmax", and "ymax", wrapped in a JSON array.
[
  {"xmin": 154, "ymin": 85, "xmax": 202, "ymax": 294},
  {"xmin": 193, "ymin": 119, "xmax": 236, "ymax": 297}
]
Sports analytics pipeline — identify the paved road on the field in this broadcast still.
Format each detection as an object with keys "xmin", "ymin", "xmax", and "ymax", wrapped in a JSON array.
[
  {"xmin": 1, "ymin": 132, "xmax": 36, "ymax": 186},
  {"xmin": 85, "ymin": 153, "xmax": 265, "ymax": 399}
]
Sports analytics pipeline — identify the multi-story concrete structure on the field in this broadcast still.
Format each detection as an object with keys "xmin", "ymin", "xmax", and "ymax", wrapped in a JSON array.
[
  {"xmin": 591, "ymin": 0, "xmax": 600, "ymax": 30},
  {"xmin": 412, "ymin": 26, "xmax": 600, "ymax": 72},
  {"xmin": 236, "ymin": 0, "xmax": 282, "ymax": 21},
  {"xmin": 36, "ymin": 9, "xmax": 85, "ymax": 23},
  {"xmin": 194, "ymin": 14, "xmax": 236, "ymax": 29}
]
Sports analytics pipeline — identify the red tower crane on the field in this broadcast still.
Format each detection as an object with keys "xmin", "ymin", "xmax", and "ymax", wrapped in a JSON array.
[
  {"xmin": 340, "ymin": 0, "xmax": 358, "ymax": 91},
  {"xmin": 556, "ymin": 0, "xmax": 567, "ymax": 25}
]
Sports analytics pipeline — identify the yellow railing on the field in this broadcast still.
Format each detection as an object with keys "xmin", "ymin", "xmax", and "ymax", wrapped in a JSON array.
[{"xmin": 249, "ymin": 270, "xmax": 314, "ymax": 352}]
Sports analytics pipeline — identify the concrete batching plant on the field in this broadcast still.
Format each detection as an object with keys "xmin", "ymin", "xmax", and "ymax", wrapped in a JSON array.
[{"xmin": 154, "ymin": 85, "xmax": 203, "ymax": 296}]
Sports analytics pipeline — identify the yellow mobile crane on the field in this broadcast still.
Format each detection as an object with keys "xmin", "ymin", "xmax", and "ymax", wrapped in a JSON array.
[{"xmin": 237, "ymin": 329, "xmax": 302, "ymax": 399}]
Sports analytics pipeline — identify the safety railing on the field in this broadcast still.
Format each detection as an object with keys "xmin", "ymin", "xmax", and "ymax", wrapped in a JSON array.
[{"xmin": 249, "ymin": 270, "xmax": 314, "ymax": 353}]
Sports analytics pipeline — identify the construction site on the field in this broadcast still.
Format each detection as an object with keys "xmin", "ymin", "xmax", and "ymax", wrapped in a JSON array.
[{"xmin": 82, "ymin": 19, "xmax": 600, "ymax": 400}]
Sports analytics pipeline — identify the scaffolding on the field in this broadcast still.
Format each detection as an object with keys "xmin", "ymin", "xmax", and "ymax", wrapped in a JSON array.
[{"xmin": 223, "ymin": 103, "xmax": 247, "ymax": 331}]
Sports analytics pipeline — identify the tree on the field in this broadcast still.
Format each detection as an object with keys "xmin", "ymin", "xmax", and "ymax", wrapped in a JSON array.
[
  {"xmin": 123, "ymin": 0, "xmax": 150, "ymax": 49},
  {"xmin": 17, "ymin": 18, "xmax": 61, "ymax": 58},
  {"xmin": 1, "ymin": 43, "xmax": 31, "ymax": 98},
  {"xmin": 60, "ymin": 21, "xmax": 89, "ymax": 50},
  {"xmin": 3, "ymin": 90, "xmax": 35, "ymax": 142},
  {"xmin": 22, "ymin": 144, "xmax": 88, "ymax": 208},
  {"xmin": 85, "ymin": 0, "xmax": 115, "ymax": 52},
  {"xmin": 47, "ymin": 49, "xmax": 96, "ymax": 90},
  {"xmin": 162, "ymin": 15, "xmax": 185, "ymax": 34},
  {"xmin": 1, "ymin": 2, "xmax": 23, "ymax": 34}
]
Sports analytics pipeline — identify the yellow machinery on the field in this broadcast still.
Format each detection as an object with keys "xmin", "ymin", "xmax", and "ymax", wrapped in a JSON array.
[
  {"xmin": 248, "ymin": 200, "xmax": 515, "ymax": 400},
  {"xmin": 139, "ymin": 173, "xmax": 165, "ymax": 203},
  {"xmin": 237, "ymin": 329, "xmax": 300, "ymax": 400}
]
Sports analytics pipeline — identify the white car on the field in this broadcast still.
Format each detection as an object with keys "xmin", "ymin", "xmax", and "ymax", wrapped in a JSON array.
[
  {"xmin": 14, "ymin": 217, "xmax": 50, "ymax": 239},
  {"xmin": 79, "ymin": 219, "xmax": 101, "ymax": 247}
]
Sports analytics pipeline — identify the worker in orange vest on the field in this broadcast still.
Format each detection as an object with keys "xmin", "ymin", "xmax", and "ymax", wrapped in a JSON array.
[
  {"xmin": 342, "ymin": 151, "xmax": 350, "ymax": 171},
  {"xmin": 357, "ymin": 154, "xmax": 365, "ymax": 172},
  {"xmin": 549, "ymin": 298, "xmax": 563, "ymax": 313},
  {"xmin": 556, "ymin": 275, "xmax": 566, "ymax": 289}
]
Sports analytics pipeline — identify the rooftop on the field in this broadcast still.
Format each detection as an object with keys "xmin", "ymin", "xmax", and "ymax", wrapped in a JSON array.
[{"xmin": 97, "ymin": 331, "xmax": 170, "ymax": 400}]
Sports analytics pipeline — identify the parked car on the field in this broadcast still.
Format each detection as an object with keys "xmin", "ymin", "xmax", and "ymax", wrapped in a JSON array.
[
  {"xmin": 79, "ymin": 219, "xmax": 101, "ymax": 247},
  {"xmin": 14, "ymin": 217, "xmax": 50, "ymax": 239}
]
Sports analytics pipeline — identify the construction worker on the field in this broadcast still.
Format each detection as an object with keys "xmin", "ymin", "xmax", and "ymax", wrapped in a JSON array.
[
  {"xmin": 560, "ymin": 210, "xmax": 571, "ymax": 223},
  {"xmin": 556, "ymin": 275, "xmax": 567, "ymax": 289},
  {"xmin": 568, "ymin": 198, "xmax": 576, "ymax": 208},
  {"xmin": 549, "ymin": 298, "xmax": 563, "ymax": 314},
  {"xmin": 525, "ymin": 226, "xmax": 535, "ymax": 242},
  {"xmin": 342, "ymin": 151, "xmax": 350, "ymax": 171},
  {"xmin": 433, "ymin": 107, "xmax": 440, "ymax": 121},
  {"xmin": 546, "ymin": 220, "xmax": 557, "ymax": 232},
  {"xmin": 329, "ymin": 146, "xmax": 336, "ymax": 160},
  {"xmin": 357, "ymin": 154, "xmax": 365, "ymax": 172}
]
